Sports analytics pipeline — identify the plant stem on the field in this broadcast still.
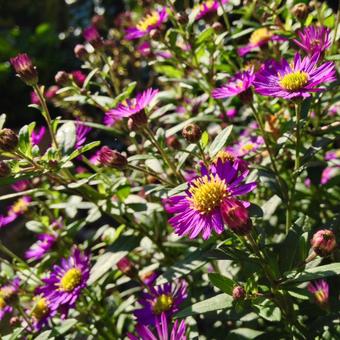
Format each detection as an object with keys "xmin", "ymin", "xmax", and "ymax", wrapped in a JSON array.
[{"xmin": 294, "ymin": 102, "xmax": 302, "ymax": 171}]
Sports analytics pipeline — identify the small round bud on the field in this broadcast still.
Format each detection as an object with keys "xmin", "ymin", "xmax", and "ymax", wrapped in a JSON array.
[
  {"xmin": 55, "ymin": 71, "xmax": 69, "ymax": 86},
  {"xmin": 74, "ymin": 44, "xmax": 88, "ymax": 60},
  {"xmin": 212, "ymin": 22, "xmax": 223, "ymax": 32},
  {"xmin": 0, "ymin": 129, "xmax": 18, "ymax": 152},
  {"xmin": 166, "ymin": 135, "xmax": 181, "ymax": 149},
  {"xmin": 311, "ymin": 229, "xmax": 336, "ymax": 257},
  {"xmin": 117, "ymin": 257, "xmax": 137, "ymax": 277},
  {"xmin": 10, "ymin": 53, "xmax": 38, "ymax": 86},
  {"xmin": 147, "ymin": 175, "xmax": 159, "ymax": 184},
  {"xmin": 10, "ymin": 316, "xmax": 21, "ymax": 326},
  {"xmin": 292, "ymin": 3, "xmax": 309, "ymax": 21},
  {"xmin": 0, "ymin": 161, "xmax": 11, "ymax": 177},
  {"xmin": 98, "ymin": 146, "xmax": 127, "ymax": 168},
  {"xmin": 182, "ymin": 124, "xmax": 202, "ymax": 143},
  {"xmin": 232, "ymin": 286, "xmax": 246, "ymax": 300}
]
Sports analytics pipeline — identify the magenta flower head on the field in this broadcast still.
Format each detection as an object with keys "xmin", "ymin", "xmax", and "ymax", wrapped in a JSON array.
[
  {"xmin": 164, "ymin": 160, "xmax": 256, "ymax": 240},
  {"xmin": 195, "ymin": 0, "xmax": 228, "ymax": 21},
  {"xmin": 212, "ymin": 68, "xmax": 255, "ymax": 102},
  {"xmin": 293, "ymin": 26, "xmax": 331, "ymax": 56},
  {"xmin": 98, "ymin": 146, "xmax": 127, "ymax": 168},
  {"xmin": 71, "ymin": 71, "xmax": 87, "ymax": 88},
  {"xmin": 83, "ymin": 26, "xmax": 103, "ymax": 49},
  {"xmin": 134, "ymin": 280, "xmax": 188, "ymax": 325},
  {"xmin": 11, "ymin": 180, "xmax": 29, "ymax": 192},
  {"xmin": 0, "ymin": 278, "xmax": 20, "ymax": 320},
  {"xmin": 10, "ymin": 53, "xmax": 38, "ymax": 86},
  {"xmin": 75, "ymin": 121, "xmax": 91, "ymax": 149},
  {"xmin": 0, "ymin": 196, "xmax": 31, "ymax": 229},
  {"xmin": 227, "ymin": 136, "xmax": 264, "ymax": 158},
  {"xmin": 125, "ymin": 8, "xmax": 168, "ymax": 40},
  {"xmin": 254, "ymin": 53, "xmax": 336, "ymax": 99},
  {"xmin": 38, "ymin": 248, "xmax": 90, "ymax": 318},
  {"xmin": 104, "ymin": 88, "xmax": 158, "ymax": 127},
  {"xmin": 25, "ymin": 234, "xmax": 57, "ymax": 261},
  {"xmin": 31, "ymin": 126, "xmax": 46, "ymax": 146},
  {"xmin": 129, "ymin": 312, "xmax": 187, "ymax": 340},
  {"xmin": 311, "ymin": 229, "xmax": 336, "ymax": 257},
  {"xmin": 307, "ymin": 280, "xmax": 329, "ymax": 307},
  {"xmin": 28, "ymin": 296, "xmax": 55, "ymax": 331}
]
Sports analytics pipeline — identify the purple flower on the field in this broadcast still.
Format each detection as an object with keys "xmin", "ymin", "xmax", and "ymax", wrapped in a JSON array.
[
  {"xmin": 30, "ymin": 91, "xmax": 40, "ymax": 105},
  {"xmin": 227, "ymin": 136, "xmax": 264, "ymax": 157},
  {"xmin": 38, "ymin": 248, "xmax": 90, "ymax": 318},
  {"xmin": 134, "ymin": 280, "xmax": 188, "ymax": 325},
  {"xmin": 31, "ymin": 126, "xmax": 46, "ymax": 145},
  {"xmin": 293, "ymin": 26, "xmax": 331, "ymax": 56},
  {"xmin": 195, "ymin": 0, "xmax": 228, "ymax": 21},
  {"xmin": 0, "ymin": 196, "xmax": 31, "ymax": 229},
  {"xmin": 25, "ymin": 234, "xmax": 57, "ymax": 261},
  {"xmin": 11, "ymin": 180, "xmax": 29, "ymax": 192},
  {"xmin": 307, "ymin": 280, "xmax": 329, "ymax": 306},
  {"xmin": 164, "ymin": 160, "xmax": 256, "ymax": 240},
  {"xmin": 125, "ymin": 8, "xmax": 168, "ymax": 40},
  {"xmin": 71, "ymin": 71, "xmax": 87, "ymax": 88},
  {"xmin": 129, "ymin": 312, "xmax": 187, "ymax": 340},
  {"xmin": 75, "ymin": 121, "xmax": 91, "ymax": 149},
  {"xmin": 321, "ymin": 166, "xmax": 340, "ymax": 185},
  {"xmin": 104, "ymin": 88, "xmax": 158, "ymax": 126},
  {"xmin": 83, "ymin": 26, "xmax": 103, "ymax": 49},
  {"xmin": 10, "ymin": 53, "xmax": 38, "ymax": 85},
  {"xmin": 254, "ymin": 53, "xmax": 336, "ymax": 99},
  {"xmin": 27, "ymin": 296, "xmax": 56, "ymax": 331},
  {"xmin": 0, "ymin": 278, "xmax": 20, "ymax": 320},
  {"xmin": 212, "ymin": 68, "xmax": 255, "ymax": 98}
]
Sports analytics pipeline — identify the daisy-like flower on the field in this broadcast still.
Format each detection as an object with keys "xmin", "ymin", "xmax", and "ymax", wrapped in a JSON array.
[
  {"xmin": 31, "ymin": 126, "xmax": 46, "ymax": 145},
  {"xmin": 83, "ymin": 26, "xmax": 103, "ymax": 49},
  {"xmin": 293, "ymin": 26, "xmax": 331, "ymax": 56},
  {"xmin": 11, "ymin": 180, "xmax": 29, "ymax": 192},
  {"xmin": 0, "ymin": 196, "xmax": 31, "ymax": 228},
  {"xmin": 254, "ymin": 53, "xmax": 336, "ymax": 99},
  {"xmin": 0, "ymin": 278, "xmax": 20, "ymax": 320},
  {"xmin": 307, "ymin": 280, "xmax": 329, "ymax": 307},
  {"xmin": 212, "ymin": 68, "xmax": 255, "ymax": 99},
  {"xmin": 104, "ymin": 88, "xmax": 158, "ymax": 126},
  {"xmin": 134, "ymin": 280, "xmax": 188, "ymax": 325},
  {"xmin": 38, "ymin": 248, "xmax": 90, "ymax": 318},
  {"xmin": 25, "ymin": 234, "xmax": 57, "ymax": 261},
  {"xmin": 227, "ymin": 136, "xmax": 264, "ymax": 157},
  {"xmin": 237, "ymin": 28, "xmax": 281, "ymax": 57},
  {"xmin": 164, "ymin": 160, "xmax": 256, "ymax": 239},
  {"xmin": 129, "ymin": 312, "xmax": 187, "ymax": 340},
  {"xmin": 27, "ymin": 296, "xmax": 55, "ymax": 331},
  {"xmin": 125, "ymin": 8, "xmax": 168, "ymax": 40},
  {"xmin": 195, "ymin": 0, "xmax": 228, "ymax": 21}
]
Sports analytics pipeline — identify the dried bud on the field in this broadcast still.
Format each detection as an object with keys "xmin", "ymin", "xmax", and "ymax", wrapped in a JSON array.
[
  {"xmin": 128, "ymin": 110, "xmax": 148, "ymax": 130},
  {"xmin": 147, "ymin": 175, "xmax": 159, "ymax": 184},
  {"xmin": 117, "ymin": 257, "xmax": 137, "ymax": 277},
  {"xmin": 10, "ymin": 53, "xmax": 38, "ymax": 86},
  {"xmin": 0, "ymin": 129, "xmax": 18, "ymax": 152},
  {"xmin": 166, "ymin": 135, "xmax": 181, "ymax": 149},
  {"xmin": 55, "ymin": 71, "xmax": 69, "ymax": 86},
  {"xmin": 74, "ymin": 44, "xmax": 88, "ymax": 60},
  {"xmin": 83, "ymin": 26, "xmax": 104, "ymax": 49},
  {"xmin": 98, "ymin": 146, "xmax": 127, "ymax": 168},
  {"xmin": 311, "ymin": 229, "xmax": 336, "ymax": 257},
  {"xmin": 0, "ymin": 161, "xmax": 11, "ymax": 177},
  {"xmin": 221, "ymin": 199, "xmax": 252, "ymax": 235},
  {"xmin": 238, "ymin": 88, "xmax": 253, "ymax": 105},
  {"xmin": 292, "ymin": 3, "xmax": 309, "ymax": 21},
  {"xmin": 176, "ymin": 11, "xmax": 188, "ymax": 24},
  {"xmin": 232, "ymin": 286, "xmax": 246, "ymax": 300},
  {"xmin": 182, "ymin": 124, "xmax": 202, "ymax": 143}
]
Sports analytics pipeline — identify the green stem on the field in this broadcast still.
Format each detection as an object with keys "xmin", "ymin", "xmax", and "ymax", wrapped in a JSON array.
[
  {"xmin": 128, "ymin": 164, "xmax": 173, "ymax": 186},
  {"xmin": 294, "ymin": 102, "xmax": 302, "ymax": 171},
  {"xmin": 198, "ymin": 143, "xmax": 209, "ymax": 167}
]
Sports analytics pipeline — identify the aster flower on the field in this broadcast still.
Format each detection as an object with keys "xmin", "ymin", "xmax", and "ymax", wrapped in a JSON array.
[
  {"xmin": 321, "ymin": 166, "xmax": 340, "ymax": 185},
  {"xmin": 134, "ymin": 280, "xmax": 188, "ymax": 325},
  {"xmin": 83, "ymin": 26, "xmax": 103, "ymax": 49},
  {"xmin": 227, "ymin": 136, "xmax": 264, "ymax": 157},
  {"xmin": 164, "ymin": 160, "xmax": 256, "ymax": 240},
  {"xmin": 25, "ymin": 234, "xmax": 57, "ymax": 261},
  {"xmin": 38, "ymin": 248, "xmax": 90, "ymax": 318},
  {"xmin": 11, "ymin": 180, "xmax": 29, "ymax": 192},
  {"xmin": 0, "ymin": 278, "xmax": 20, "ymax": 320},
  {"xmin": 212, "ymin": 68, "xmax": 255, "ymax": 99},
  {"xmin": 129, "ymin": 312, "xmax": 187, "ymax": 340},
  {"xmin": 104, "ymin": 88, "xmax": 158, "ymax": 126},
  {"xmin": 195, "ymin": 0, "xmax": 228, "ymax": 21},
  {"xmin": 71, "ymin": 71, "xmax": 87, "ymax": 88},
  {"xmin": 0, "ymin": 196, "xmax": 31, "ymax": 228},
  {"xmin": 27, "ymin": 296, "xmax": 55, "ymax": 331},
  {"xmin": 125, "ymin": 8, "xmax": 168, "ymax": 40},
  {"xmin": 307, "ymin": 280, "xmax": 329, "ymax": 307},
  {"xmin": 75, "ymin": 121, "xmax": 91, "ymax": 149},
  {"xmin": 10, "ymin": 53, "xmax": 38, "ymax": 86},
  {"xmin": 31, "ymin": 126, "xmax": 46, "ymax": 145},
  {"xmin": 293, "ymin": 26, "xmax": 331, "ymax": 56},
  {"xmin": 254, "ymin": 53, "xmax": 336, "ymax": 99}
]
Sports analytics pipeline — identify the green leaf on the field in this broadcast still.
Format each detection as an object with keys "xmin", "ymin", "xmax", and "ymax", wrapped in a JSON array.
[
  {"xmin": 154, "ymin": 64, "xmax": 184, "ymax": 78},
  {"xmin": 227, "ymin": 328, "xmax": 264, "ymax": 339},
  {"xmin": 254, "ymin": 299, "xmax": 281, "ymax": 322},
  {"xmin": 209, "ymin": 125, "xmax": 233, "ymax": 158},
  {"xmin": 325, "ymin": 54, "xmax": 340, "ymax": 61},
  {"xmin": 34, "ymin": 331, "xmax": 54, "ymax": 340},
  {"xmin": 175, "ymin": 293, "xmax": 232, "ymax": 318},
  {"xmin": 261, "ymin": 195, "xmax": 282, "ymax": 220},
  {"xmin": 84, "ymin": 68, "xmax": 99, "ymax": 88},
  {"xmin": 56, "ymin": 121, "xmax": 76, "ymax": 154},
  {"xmin": 18, "ymin": 122, "xmax": 35, "ymax": 155},
  {"xmin": 0, "ymin": 113, "xmax": 6, "ymax": 130},
  {"xmin": 66, "ymin": 141, "xmax": 101, "ymax": 161},
  {"xmin": 55, "ymin": 318, "xmax": 77, "ymax": 335},
  {"xmin": 200, "ymin": 131, "xmax": 209, "ymax": 149},
  {"xmin": 196, "ymin": 27, "xmax": 214, "ymax": 45},
  {"xmin": 208, "ymin": 273, "xmax": 235, "ymax": 295}
]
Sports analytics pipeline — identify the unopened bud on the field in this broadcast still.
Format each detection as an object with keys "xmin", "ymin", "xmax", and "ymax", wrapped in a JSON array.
[
  {"xmin": 10, "ymin": 53, "xmax": 38, "ymax": 86},
  {"xmin": 182, "ymin": 124, "xmax": 202, "ymax": 143},
  {"xmin": 292, "ymin": 3, "xmax": 309, "ymax": 21},
  {"xmin": 212, "ymin": 22, "xmax": 223, "ymax": 32},
  {"xmin": 0, "ymin": 129, "xmax": 18, "ymax": 152},
  {"xmin": 311, "ymin": 229, "xmax": 336, "ymax": 257},
  {"xmin": 98, "ymin": 146, "xmax": 127, "ymax": 168},
  {"xmin": 55, "ymin": 71, "xmax": 69, "ymax": 86},
  {"xmin": 128, "ymin": 110, "xmax": 148, "ymax": 130},
  {"xmin": 0, "ymin": 161, "xmax": 11, "ymax": 177},
  {"xmin": 74, "ymin": 44, "xmax": 88, "ymax": 60},
  {"xmin": 83, "ymin": 26, "xmax": 104, "ymax": 49},
  {"xmin": 166, "ymin": 135, "xmax": 181, "ymax": 149},
  {"xmin": 232, "ymin": 286, "xmax": 246, "ymax": 300},
  {"xmin": 117, "ymin": 257, "xmax": 137, "ymax": 277}
]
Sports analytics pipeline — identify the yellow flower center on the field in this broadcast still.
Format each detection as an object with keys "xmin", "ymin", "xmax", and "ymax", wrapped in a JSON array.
[
  {"xmin": 189, "ymin": 174, "xmax": 227, "ymax": 214},
  {"xmin": 249, "ymin": 28, "xmax": 272, "ymax": 45},
  {"xmin": 214, "ymin": 150, "xmax": 235, "ymax": 163},
  {"xmin": 315, "ymin": 290, "xmax": 327, "ymax": 304},
  {"xmin": 279, "ymin": 71, "xmax": 308, "ymax": 91},
  {"xmin": 31, "ymin": 298, "xmax": 49, "ymax": 320},
  {"xmin": 60, "ymin": 268, "xmax": 82, "ymax": 292},
  {"xmin": 199, "ymin": 0, "xmax": 215, "ymax": 11},
  {"xmin": 136, "ymin": 11, "xmax": 160, "ymax": 32},
  {"xmin": 152, "ymin": 294, "xmax": 173, "ymax": 314},
  {"xmin": 0, "ymin": 296, "xmax": 6, "ymax": 309},
  {"xmin": 0, "ymin": 287, "xmax": 15, "ymax": 299},
  {"xmin": 11, "ymin": 198, "xmax": 29, "ymax": 214},
  {"xmin": 241, "ymin": 143, "xmax": 255, "ymax": 152}
]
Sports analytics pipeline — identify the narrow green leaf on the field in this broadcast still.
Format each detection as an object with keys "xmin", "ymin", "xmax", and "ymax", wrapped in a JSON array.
[
  {"xmin": 208, "ymin": 273, "xmax": 235, "ymax": 295},
  {"xmin": 209, "ymin": 125, "xmax": 233, "ymax": 158}
]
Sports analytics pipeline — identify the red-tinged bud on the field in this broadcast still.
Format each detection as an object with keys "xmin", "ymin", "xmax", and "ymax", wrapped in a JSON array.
[
  {"xmin": 232, "ymin": 286, "xmax": 246, "ymax": 300},
  {"xmin": 83, "ymin": 26, "xmax": 104, "ymax": 49},
  {"xmin": 0, "ymin": 129, "xmax": 18, "ymax": 152},
  {"xmin": 74, "ymin": 44, "xmax": 88, "ymax": 60},
  {"xmin": 98, "ymin": 146, "xmax": 127, "ymax": 168},
  {"xmin": 127, "ymin": 110, "xmax": 148, "ymax": 130},
  {"xmin": 0, "ymin": 161, "xmax": 11, "ymax": 177},
  {"xmin": 166, "ymin": 135, "xmax": 181, "ymax": 149},
  {"xmin": 55, "ymin": 71, "xmax": 69, "ymax": 86},
  {"xmin": 311, "ymin": 229, "xmax": 336, "ymax": 257},
  {"xmin": 117, "ymin": 257, "xmax": 137, "ymax": 277},
  {"xmin": 10, "ymin": 53, "xmax": 38, "ymax": 86},
  {"xmin": 71, "ymin": 71, "xmax": 87, "ymax": 88},
  {"xmin": 221, "ymin": 199, "xmax": 252, "ymax": 235},
  {"xmin": 212, "ymin": 22, "xmax": 223, "ymax": 32},
  {"xmin": 182, "ymin": 124, "xmax": 202, "ymax": 143},
  {"xmin": 292, "ymin": 3, "xmax": 309, "ymax": 21}
]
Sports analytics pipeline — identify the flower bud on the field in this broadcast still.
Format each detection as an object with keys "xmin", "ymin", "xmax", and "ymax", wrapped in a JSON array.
[
  {"xmin": 182, "ymin": 124, "xmax": 202, "ymax": 143},
  {"xmin": 0, "ymin": 129, "xmax": 18, "ymax": 152},
  {"xmin": 0, "ymin": 161, "xmax": 11, "ymax": 177},
  {"xmin": 71, "ymin": 71, "xmax": 87, "ymax": 88},
  {"xmin": 212, "ymin": 22, "xmax": 223, "ymax": 33},
  {"xmin": 10, "ymin": 53, "xmax": 38, "ymax": 86},
  {"xmin": 166, "ymin": 135, "xmax": 181, "ymax": 149},
  {"xmin": 221, "ymin": 199, "xmax": 252, "ymax": 235},
  {"xmin": 74, "ymin": 44, "xmax": 88, "ymax": 60},
  {"xmin": 83, "ymin": 26, "xmax": 104, "ymax": 49},
  {"xmin": 128, "ymin": 110, "xmax": 148, "ymax": 130},
  {"xmin": 311, "ymin": 229, "xmax": 336, "ymax": 257},
  {"xmin": 55, "ymin": 71, "xmax": 69, "ymax": 86},
  {"xmin": 232, "ymin": 286, "xmax": 246, "ymax": 300},
  {"xmin": 117, "ymin": 257, "xmax": 137, "ymax": 277},
  {"xmin": 98, "ymin": 146, "xmax": 127, "ymax": 168},
  {"xmin": 291, "ymin": 3, "xmax": 309, "ymax": 21},
  {"xmin": 176, "ymin": 11, "xmax": 188, "ymax": 24}
]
